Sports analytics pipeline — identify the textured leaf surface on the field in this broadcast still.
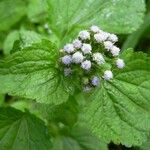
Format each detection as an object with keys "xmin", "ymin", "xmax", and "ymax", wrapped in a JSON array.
[
  {"xmin": 0, "ymin": 107, "xmax": 51, "ymax": 150},
  {"xmin": 0, "ymin": 0, "xmax": 26, "ymax": 31},
  {"xmin": 0, "ymin": 40, "xmax": 72, "ymax": 104},
  {"xmin": 3, "ymin": 30, "xmax": 43, "ymax": 55},
  {"xmin": 82, "ymin": 51, "xmax": 150, "ymax": 146},
  {"xmin": 48, "ymin": 0, "xmax": 145, "ymax": 46},
  {"xmin": 52, "ymin": 125, "xmax": 108, "ymax": 150}
]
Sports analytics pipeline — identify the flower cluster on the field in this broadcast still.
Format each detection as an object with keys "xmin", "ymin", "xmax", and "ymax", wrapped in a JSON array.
[{"xmin": 59, "ymin": 25, "xmax": 125, "ymax": 91}]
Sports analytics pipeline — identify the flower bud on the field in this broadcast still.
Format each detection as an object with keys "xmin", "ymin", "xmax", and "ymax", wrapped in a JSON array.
[
  {"xmin": 104, "ymin": 41, "xmax": 113, "ymax": 51},
  {"xmin": 110, "ymin": 46, "xmax": 120, "ymax": 56},
  {"xmin": 81, "ymin": 43, "xmax": 92, "ymax": 54},
  {"xmin": 78, "ymin": 30, "xmax": 90, "ymax": 40},
  {"xmin": 116, "ymin": 58, "xmax": 125, "ymax": 69},
  {"xmin": 103, "ymin": 70, "xmax": 113, "ymax": 80},
  {"xmin": 81, "ymin": 60, "xmax": 91, "ymax": 70},
  {"xmin": 91, "ymin": 76, "xmax": 100, "ymax": 86},
  {"xmin": 108, "ymin": 34, "xmax": 118, "ymax": 43},
  {"xmin": 64, "ymin": 43, "xmax": 75, "ymax": 53},
  {"xmin": 93, "ymin": 53, "xmax": 105, "ymax": 65},
  {"xmin": 72, "ymin": 52, "xmax": 84, "ymax": 64},
  {"xmin": 73, "ymin": 39, "xmax": 82, "ymax": 49},
  {"xmin": 90, "ymin": 25, "xmax": 100, "ymax": 33},
  {"xmin": 61, "ymin": 55, "xmax": 72, "ymax": 65}
]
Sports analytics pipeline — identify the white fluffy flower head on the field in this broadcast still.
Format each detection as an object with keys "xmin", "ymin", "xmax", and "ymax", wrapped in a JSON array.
[
  {"xmin": 110, "ymin": 46, "xmax": 120, "ymax": 56},
  {"xmin": 108, "ymin": 34, "xmax": 118, "ymax": 43},
  {"xmin": 93, "ymin": 53, "xmax": 105, "ymax": 64},
  {"xmin": 94, "ymin": 32, "xmax": 108, "ymax": 43},
  {"xmin": 81, "ymin": 60, "xmax": 91, "ymax": 70},
  {"xmin": 81, "ymin": 43, "xmax": 92, "ymax": 54},
  {"xmin": 104, "ymin": 41, "xmax": 113, "ymax": 51},
  {"xmin": 116, "ymin": 58, "xmax": 125, "ymax": 69},
  {"xmin": 61, "ymin": 55, "xmax": 72, "ymax": 65},
  {"xmin": 103, "ymin": 70, "xmax": 113, "ymax": 80},
  {"xmin": 90, "ymin": 25, "xmax": 100, "ymax": 33},
  {"xmin": 79, "ymin": 30, "xmax": 90, "ymax": 40},
  {"xmin": 59, "ymin": 25, "xmax": 125, "ymax": 91},
  {"xmin": 64, "ymin": 43, "xmax": 75, "ymax": 53},
  {"xmin": 73, "ymin": 39, "xmax": 82, "ymax": 49},
  {"xmin": 72, "ymin": 52, "xmax": 84, "ymax": 64}
]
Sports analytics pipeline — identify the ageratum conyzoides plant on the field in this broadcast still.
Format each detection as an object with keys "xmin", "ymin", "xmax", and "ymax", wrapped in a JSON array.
[{"xmin": 0, "ymin": 0, "xmax": 149, "ymax": 150}]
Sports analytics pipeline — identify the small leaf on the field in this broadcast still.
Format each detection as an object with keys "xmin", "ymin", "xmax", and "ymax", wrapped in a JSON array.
[
  {"xmin": 0, "ymin": 107, "xmax": 51, "ymax": 150},
  {"xmin": 0, "ymin": 40, "xmax": 73, "ymax": 105},
  {"xmin": 0, "ymin": 0, "xmax": 27, "ymax": 31},
  {"xmin": 82, "ymin": 51, "xmax": 150, "ymax": 146},
  {"xmin": 47, "ymin": 0, "xmax": 145, "ymax": 46}
]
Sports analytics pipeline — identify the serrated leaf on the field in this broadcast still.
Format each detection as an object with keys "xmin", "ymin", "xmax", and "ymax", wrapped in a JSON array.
[
  {"xmin": 0, "ymin": 107, "xmax": 51, "ymax": 150},
  {"xmin": 0, "ymin": 0, "xmax": 27, "ymax": 31},
  {"xmin": 3, "ymin": 30, "xmax": 43, "ymax": 55},
  {"xmin": 82, "ymin": 51, "xmax": 150, "ymax": 146},
  {"xmin": 47, "ymin": 0, "xmax": 145, "ymax": 46},
  {"xmin": 52, "ymin": 125, "xmax": 108, "ymax": 150},
  {"xmin": 0, "ymin": 40, "xmax": 73, "ymax": 105}
]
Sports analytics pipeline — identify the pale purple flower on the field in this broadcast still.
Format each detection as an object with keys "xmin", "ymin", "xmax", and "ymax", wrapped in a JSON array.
[
  {"xmin": 90, "ymin": 25, "xmax": 100, "ymax": 33},
  {"xmin": 110, "ymin": 46, "xmax": 120, "ymax": 56},
  {"xmin": 93, "ymin": 53, "xmax": 105, "ymax": 65},
  {"xmin": 116, "ymin": 58, "xmax": 125, "ymax": 69},
  {"xmin": 81, "ymin": 60, "xmax": 91, "ymax": 70},
  {"xmin": 104, "ymin": 41, "xmax": 113, "ymax": 51},
  {"xmin": 72, "ymin": 52, "xmax": 84, "ymax": 64},
  {"xmin": 81, "ymin": 43, "xmax": 92, "ymax": 54},
  {"xmin": 103, "ymin": 70, "xmax": 113, "ymax": 80},
  {"xmin": 61, "ymin": 55, "xmax": 72, "ymax": 65},
  {"xmin": 64, "ymin": 43, "xmax": 75, "ymax": 53},
  {"xmin": 79, "ymin": 30, "xmax": 90, "ymax": 40},
  {"xmin": 73, "ymin": 39, "xmax": 82, "ymax": 49},
  {"xmin": 91, "ymin": 76, "xmax": 100, "ymax": 86}
]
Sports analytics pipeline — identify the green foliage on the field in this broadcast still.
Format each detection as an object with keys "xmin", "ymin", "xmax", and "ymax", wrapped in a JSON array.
[
  {"xmin": 27, "ymin": 0, "xmax": 48, "ymax": 23},
  {"xmin": 52, "ymin": 125, "xmax": 108, "ymax": 150},
  {"xmin": 3, "ymin": 30, "xmax": 43, "ymax": 55},
  {"xmin": 47, "ymin": 0, "xmax": 145, "ymax": 46},
  {"xmin": 0, "ymin": 0, "xmax": 27, "ymax": 31},
  {"xmin": 0, "ymin": 0, "xmax": 149, "ymax": 149},
  {"xmin": 82, "ymin": 50, "xmax": 150, "ymax": 146},
  {"xmin": 122, "ymin": 12, "xmax": 150, "ymax": 51},
  {"xmin": 0, "ymin": 40, "xmax": 74, "ymax": 105},
  {"xmin": 0, "ymin": 107, "xmax": 52, "ymax": 150}
]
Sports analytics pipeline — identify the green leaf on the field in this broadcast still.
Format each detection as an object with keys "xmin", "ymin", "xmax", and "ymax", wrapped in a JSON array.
[
  {"xmin": 82, "ymin": 50, "xmax": 150, "ymax": 146},
  {"xmin": 0, "ymin": 0, "xmax": 27, "ymax": 31},
  {"xmin": 122, "ymin": 11, "xmax": 150, "ymax": 51},
  {"xmin": 0, "ymin": 40, "xmax": 73, "ymax": 105},
  {"xmin": 0, "ymin": 107, "xmax": 51, "ymax": 150},
  {"xmin": 30, "ymin": 96, "xmax": 79, "ymax": 127},
  {"xmin": 3, "ymin": 30, "xmax": 43, "ymax": 55},
  {"xmin": 47, "ymin": 0, "xmax": 145, "ymax": 46},
  {"xmin": 3, "ymin": 31, "xmax": 20, "ymax": 55},
  {"xmin": 27, "ymin": 0, "xmax": 48, "ymax": 23},
  {"xmin": 52, "ymin": 125, "xmax": 108, "ymax": 150}
]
